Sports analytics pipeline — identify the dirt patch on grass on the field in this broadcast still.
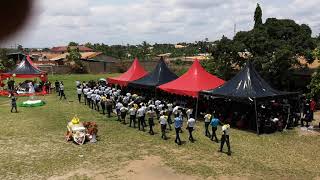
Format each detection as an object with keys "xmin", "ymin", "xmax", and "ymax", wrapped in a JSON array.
[
  {"xmin": 116, "ymin": 156, "xmax": 201, "ymax": 180},
  {"xmin": 298, "ymin": 127, "xmax": 320, "ymax": 136}
]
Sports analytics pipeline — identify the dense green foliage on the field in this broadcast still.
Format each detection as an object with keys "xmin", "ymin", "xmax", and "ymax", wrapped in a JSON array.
[
  {"xmin": 68, "ymin": 42, "xmax": 79, "ymax": 46},
  {"xmin": 203, "ymin": 5, "xmax": 316, "ymax": 90},
  {"xmin": 84, "ymin": 41, "xmax": 207, "ymax": 60},
  {"xmin": 0, "ymin": 48, "xmax": 15, "ymax": 72},
  {"xmin": 66, "ymin": 47, "xmax": 86, "ymax": 73},
  {"xmin": 308, "ymin": 67, "xmax": 320, "ymax": 98},
  {"xmin": 254, "ymin": 3, "xmax": 263, "ymax": 28}
]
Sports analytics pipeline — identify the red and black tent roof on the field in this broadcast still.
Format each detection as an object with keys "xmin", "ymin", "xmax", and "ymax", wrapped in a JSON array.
[
  {"xmin": 107, "ymin": 58, "xmax": 147, "ymax": 87},
  {"xmin": 128, "ymin": 57, "xmax": 178, "ymax": 89},
  {"xmin": 158, "ymin": 59, "xmax": 225, "ymax": 97}
]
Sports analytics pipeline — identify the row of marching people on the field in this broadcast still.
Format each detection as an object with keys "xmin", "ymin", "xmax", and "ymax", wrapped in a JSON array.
[{"xmin": 75, "ymin": 80, "xmax": 232, "ymax": 155}]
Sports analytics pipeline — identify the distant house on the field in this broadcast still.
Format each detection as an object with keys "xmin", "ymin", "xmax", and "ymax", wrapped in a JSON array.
[
  {"xmin": 51, "ymin": 46, "xmax": 93, "ymax": 54},
  {"xmin": 175, "ymin": 44, "xmax": 186, "ymax": 49}
]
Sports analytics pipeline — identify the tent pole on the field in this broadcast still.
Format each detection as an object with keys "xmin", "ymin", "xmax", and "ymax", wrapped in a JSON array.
[
  {"xmin": 254, "ymin": 98, "xmax": 260, "ymax": 135},
  {"xmin": 195, "ymin": 95, "xmax": 199, "ymax": 120}
]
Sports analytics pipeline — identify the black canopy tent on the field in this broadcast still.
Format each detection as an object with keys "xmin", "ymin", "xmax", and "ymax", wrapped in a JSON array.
[
  {"xmin": 201, "ymin": 62, "xmax": 299, "ymax": 134},
  {"xmin": 128, "ymin": 57, "xmax": 178, "ymax": 89}
]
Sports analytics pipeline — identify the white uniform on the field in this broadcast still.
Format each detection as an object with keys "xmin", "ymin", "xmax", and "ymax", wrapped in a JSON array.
[
  {"xmin": 137, "ymin": 107, "xmax": 145, "ymax": 117},
  {"xmin": 83, "ymin": 88, "xmax": 89, "ymax": 95},
  {"xmin": 167, "ymin": 103, "xmax": 173, "ymax": 112},
  {"xmin": 173, "ymin": 106, "xmax": 180, "ymax": 115},
  {"xmin": 116, "ymin": 102, "xmax": 123, "ymax": 110},
  {"xmin": 95, "ymin": 94, "xmax": 101, "ymax": 101},
  {"xmin": 159, "ymin": 115, "xmax": 167, "ymax": 125},
  {"xmin": 91, "ymin": 93, "xmax": 96, "ymax": 101},
  {"xmin": 158, "ymin": 104, "xmax": 164, "ymax": 111},
  {"xmin": 129, "ymin": 108, "xmax": 136, "ymax": 116},
  {"xmin": 87, "ymin": 91, "xmax": 92, "ymax": 99},
  {"xmin": 77, "ymin": 88, "xmax": 82, "ymax": 95},
  {"xmin": 120, "ymin": 107, "xmax": 128, "ymax": 113},
  {"xmin": 187, "ymin": 118, "xmax": 196, "ymax": 128},
  {"xmin": 186, "ymin": 109, "xmax": 193, "ymax": 119},
  {"xmin": 204, "ymin": 114, "xmax": 212, "ymax": 123}
]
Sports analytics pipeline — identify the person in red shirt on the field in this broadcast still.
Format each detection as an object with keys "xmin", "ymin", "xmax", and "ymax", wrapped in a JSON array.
[{"xmin": 310, "ymin": 98, "xmax": 316, "ymax": 120}]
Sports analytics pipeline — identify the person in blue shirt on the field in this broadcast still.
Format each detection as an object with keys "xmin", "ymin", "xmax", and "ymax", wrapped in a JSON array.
[
  {"xmin": 174, "ymin": 114, "xmax": 183, "ymax": 145},
  {"xmin": 210, "ymin": 115, "xmax": 221, "ymax": 143}
]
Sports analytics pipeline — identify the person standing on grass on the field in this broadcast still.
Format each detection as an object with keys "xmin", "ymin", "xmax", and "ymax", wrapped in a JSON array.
[
  {"xmin": 129, "ymin": 105, "xmax": 137, "ymax": 128},
  {"xmin": 55, "ymin": 80, "xmax": 60, "ymax": 95},
  {"xmin": 137, "ymin": 105, "xmax": 145, "ymax": 131},
  {"xmin": 86, "ymin": 90, "xmax": 92, "ymax": 107},
  {"xmin": 120, "ymin": 106, "xmax": 128, "ymax": 124},
  {"xmin": 83, "ymin": 86, "xmax": 89, "ymax": 105},
  {"xmin": 204, "ymin": 112, "xmax": 212, "ymax": 137},
  {"xmin": 95, "ymin": 93, "xmax": 101, "ymax": 112},
  {"xmin": 106, "ymin": 95, "xmax": 113, "ymax": 118},
  {"xmin": 210, "ymin": 115, "xmax": 221, "ymax": 142},
  {"xmin": 76, "ymin": 86, "xmax": 82, "ymax": 103},
  {"xmin": 123, "ymin": 95, "xmax": 130, "ymax": 108},
  {"xmin": 174, "ymin": 114, "xmax": 183, "ymax": 145},
  {"xmin": 219, "ymin": 124, "xmax": 231, "ymax": 156},
  {"xmin": 310, "ymin": 98, "xmax": 316, "ymax": 120},
  {"xmin": 186, "ymin": 115, "xmax": 196, "ymax": 142},
  {"xmin": 10, "ymin": 93, "xmax": 18, "ymax": 113},
  {"xmin": 100, "ymin": 94, "xmax": 107, "ymax": 115},
  {"xmin": 173, "ymin": 104, "xmax": 180, "ymax": 117},
  {"xmin": 59, "ymin": 82, "xmax": 67, "ymax": 100},
  {"xmin": 186, "ymin": 108, "xmax": 193, "ymax": 120},
  {"xmin": 155, "ymin": 99, "xmax": 161, "ymax": 118},
  {"xmin": 141, "ymin": 103, "xmax": 147, "ymax": 128},
  {"xmin": 115, "ymin": 101, "xmax": 123, "ymax": 121},
  {"xmin": 159, "ymin": 111, "xmax": 168, "ymax": 140},
  {"xmin": 167, "ymin": 102, "xmax": 173, "ymax": 131},
  {"xmin": 91, "ymin": 91, "xmax": 96, "ymax": 109},
  {"xmin": 147, "ymin": 107, "xmax": 156, "ymax": 135}
]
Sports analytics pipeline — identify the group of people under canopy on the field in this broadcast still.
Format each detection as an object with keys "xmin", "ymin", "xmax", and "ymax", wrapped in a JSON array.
[
  {"xmin": 107, "ymin": 57, "xmax": 302, "ymax": 134},
  {"xmin": 0, "ymin": 55, "xmax": 48, "ymax": 96}
]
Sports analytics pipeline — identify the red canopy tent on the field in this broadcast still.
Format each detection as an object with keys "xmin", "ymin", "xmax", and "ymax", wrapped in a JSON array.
[
  {"xmin": 107, "ymin": 58, "xmax": 147, "ymax": 87},
  {"xmin": 158, "ymin": 59, "xmax": 225, "ymax": 98},
  {"xmin": 0, "ymin": 55, "xmax": 48, "ymax": 96}
]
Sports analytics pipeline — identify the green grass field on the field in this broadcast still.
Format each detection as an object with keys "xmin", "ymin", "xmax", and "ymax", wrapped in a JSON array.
[{"xmin": 0, "ymin": 74, "xmax": 319, "ymax": 180}]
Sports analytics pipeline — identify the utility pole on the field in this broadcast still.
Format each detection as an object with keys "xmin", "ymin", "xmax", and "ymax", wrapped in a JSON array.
[{"xmin": 234, "ymin": 23, "xmax": 237, "ymax": 37}]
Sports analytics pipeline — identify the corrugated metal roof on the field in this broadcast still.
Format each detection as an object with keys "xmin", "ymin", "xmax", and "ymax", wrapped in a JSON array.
[{"xmin": 49, "ymin": 52, "xmax": 103, "ymax": 61}]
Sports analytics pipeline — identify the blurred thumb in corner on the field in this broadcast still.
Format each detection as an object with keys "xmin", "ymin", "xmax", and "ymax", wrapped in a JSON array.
[{"xmin": 0, "ymin": 0, "xmax": 33, "ymax": 41}]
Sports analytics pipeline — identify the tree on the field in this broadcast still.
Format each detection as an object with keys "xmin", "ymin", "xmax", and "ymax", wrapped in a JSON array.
[
  {"xmin": 0, "ymin": 48, "xmax": 15, "ymax": 72},
  {"xmin": 204, "ymin": 36, "xmax": 243, "ymax": 80},
  {"xmin": 308, "ymin": 67, "xmax": 320, "ymax": 98},
  {"xmin": 66, "ymin": 47, "xmax": 86, "ymax": 73},
  {"xmin": 233, "ymin": 18, "xmax": 316, "ymax": 89},
  {"xmin": 312, "ymin": 48, "xmax": 320, "ymax": 60},
  {"xmin": 84, "ymin": 42, "xmax": 93, "ymax": 49},
  {"xmin": 68, "ymin": 42, "xmax": 79, "ymax": 46},
  {"xmin": 254, "ymin": 3, "xmax": 263, "ymax": 28}
]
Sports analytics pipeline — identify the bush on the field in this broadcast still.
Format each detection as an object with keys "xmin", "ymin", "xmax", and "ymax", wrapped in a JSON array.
[{"xmin": 70, "ymin": 64, "xmax": 87, "ymax": 74}]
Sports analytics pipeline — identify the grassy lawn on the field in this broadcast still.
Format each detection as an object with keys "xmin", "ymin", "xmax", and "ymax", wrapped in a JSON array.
[{"xmin": 0, "ymin": 74, "xmax": 319, "ymax": 179}]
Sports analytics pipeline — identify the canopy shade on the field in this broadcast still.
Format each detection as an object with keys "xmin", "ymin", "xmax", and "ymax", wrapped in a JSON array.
[
  {"xmin": 107, "ymin": 58, "xmax": 147, "ymax": 87},
  {"xmin": 158, "ymin": 59, "xmax": 225, "ymax": 97},
  {"xmin": 128, "ymin": 57, "xmax": 178, "ymax": 88},
  {"xmin": 0, "ymin": 55, "xmax": 48, "ymax": 96},
  {"xmin": 0, "ymin": 55, "xmax": 47, "ymax": 82},
  {"xmin": 201, "ymin": 62, "xmax": 297, "ymax": 100}
]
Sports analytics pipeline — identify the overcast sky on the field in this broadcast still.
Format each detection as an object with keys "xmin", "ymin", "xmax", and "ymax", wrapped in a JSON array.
[{"xmin": 2, "ymin": 0, "xmax": 320, "ymax": 48}]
